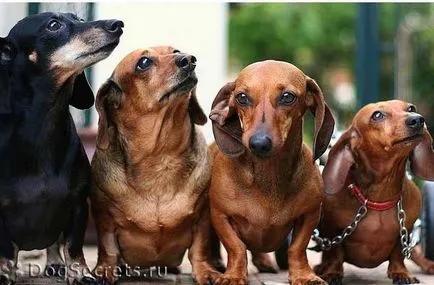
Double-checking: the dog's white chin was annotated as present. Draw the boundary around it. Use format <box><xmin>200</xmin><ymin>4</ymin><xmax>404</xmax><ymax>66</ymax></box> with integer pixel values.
<box><xmin>49</xmin><ymin>34</ymin><xmax>114</xmax><ymax>72</ymax></box>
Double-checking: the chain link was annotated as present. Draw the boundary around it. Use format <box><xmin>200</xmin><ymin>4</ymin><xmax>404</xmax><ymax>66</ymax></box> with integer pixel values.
<box><xmin>312</xmin><ymin>185</ymin><xmax>368</xmax><ymax>251</ymax></box>
<box><xmin>312</xmin><ymin>185</ymin><xmax>416</xmax><ymax>258</ymax></box>
<box><xmin>397</xmin><ymin>196</ymin><xmax>417</xmax><ymax>259</ymax></box>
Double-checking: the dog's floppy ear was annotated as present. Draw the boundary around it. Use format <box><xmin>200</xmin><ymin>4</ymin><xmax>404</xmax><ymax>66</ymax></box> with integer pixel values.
<box><xmin>410</xmin><ymin>129</ymin><xmax>434</xmax><ymax>180</ymax></box>
<box><xmin>188</xmin><ymin>87</ymin><xmax>207</xmax><ymax>125</ymax></box>
<box><xmin>70</xmin><ymin>71</ymin><xmax>95</xmax><ymax>110</ymax></box>
<box><xmin>0</xmin><ymin>38</ymin><xmax>15</xmax><ymax>114</ymax></box>
<box><xmin>322</xmin><ymin>129</ymin><xmax>356</xmax><ymax>194</ymax></box>
<box><xmin>306</xmin><ymin>76</ymin><xmax>336</xmax><ymax>162</ymax></box>
<box><xmin>95</xmin><ymin>78</ymin><xmax>122</xmax><ymax>150</ymax></box>
<box><xmin>209</xmin><ymin>82</ymin><xmax>244</xmax><ymax>157</ymax></box>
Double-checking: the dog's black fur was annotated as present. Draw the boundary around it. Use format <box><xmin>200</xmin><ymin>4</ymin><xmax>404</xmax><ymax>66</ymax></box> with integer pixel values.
<box><xmin>0</xmin><ymin>12</ymin><xmax>123</xmax><ymax>283</ymax></box>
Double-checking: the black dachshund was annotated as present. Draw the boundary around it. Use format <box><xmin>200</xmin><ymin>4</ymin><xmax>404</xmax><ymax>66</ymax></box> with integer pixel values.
<box><xmin>0</xmin><ymin>13</ymin><xmax>123</xmax><ymax>284</ymax></box>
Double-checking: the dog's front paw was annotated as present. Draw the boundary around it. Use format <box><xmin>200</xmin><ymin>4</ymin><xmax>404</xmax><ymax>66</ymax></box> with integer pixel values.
<box><xmin>214</xmin><ymin>274</ymin><xmax>247</xmax><ymax>285</ymax></box>
<box><xmin>321</xmin><ymin>275</ymin><xmax>343</xmax><ymax>285</ymax></box>
<box><xmin>192</xmin><ymin>261</ymin><xmax>222</xmax><ymax>284</ymax></box>
<box><xmin>289</xmin><ymin>274</ymin><xmax>328</xmax><ymax>285</ymax></box>
<box><xmin>390</xmin><ymin>273</ymin><xmax>420</xmax><ymax>285</ymax></box>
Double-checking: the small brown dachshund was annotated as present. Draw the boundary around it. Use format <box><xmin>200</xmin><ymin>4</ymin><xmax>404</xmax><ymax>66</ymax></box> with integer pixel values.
<box><xmin>90</xmin><ymin>46</ymin><xmax>220</xmax><ymax>284</ymax></box>
<box><xmin>209</xmin><ymin>60</ymin><xmax>335</xmax><ymax>285</ymax></box>
<box><xmin>316</xmin><ymin>100</ymin><xmax>434</xmax><ymax>285</ymax></box>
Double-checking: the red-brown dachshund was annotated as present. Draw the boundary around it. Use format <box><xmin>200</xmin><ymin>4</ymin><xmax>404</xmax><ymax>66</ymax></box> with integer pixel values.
<box><xmin>209</xmin><ymin>60</ymin><xmax>335</xmax><ymax>285</ymax></box>
<box><xmin>316</xmin><ymin>100</ymin><xmax>434</xmax><ymax>285</ymax></box>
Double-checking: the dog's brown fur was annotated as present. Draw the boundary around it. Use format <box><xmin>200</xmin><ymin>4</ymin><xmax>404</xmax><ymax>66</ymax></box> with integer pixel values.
<box><xmin>90</xmin><ymin>46</ymin><xmax>219</xmax><ymax>284</ymax></box>
<box><xmin>316</xmin><ymin>100</ymin><xmax>434</xmax><ymax>284</ymax></box>
<box><xmin>209</xmin><ymin>60</ymin><xmax>335</xmax><ymax>285</ymax></box>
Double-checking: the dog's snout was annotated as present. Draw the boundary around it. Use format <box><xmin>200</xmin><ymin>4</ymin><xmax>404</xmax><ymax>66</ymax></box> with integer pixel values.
<box><xmin>406</xmin><ymin>114</ymin><xmax>425</xmax><ymax>130</ymax></box>
<box><xmin>176</xmin><ymin>55</ymin><xmax>196</xmax><ymax>72</ymax></box>
<box><xmin>249</xmin><ymin>134</ymin><xmax>273</xmax><ymax>157</ymax></box>
<box><xmin>105</xmin><ymin>20</ymin><xmax>124</xmax><ymax>33</ymax></box>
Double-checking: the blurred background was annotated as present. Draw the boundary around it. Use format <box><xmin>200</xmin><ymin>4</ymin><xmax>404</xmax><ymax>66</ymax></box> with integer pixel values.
<box><xmin>2</xmin><ymin>2</ymin><xmax>434</xmax><ymax>147</ymax></box>
<box><xmin>2</xmin><ymin>2</ymin><xmax>434</xmax><ymax>273</ymax></box>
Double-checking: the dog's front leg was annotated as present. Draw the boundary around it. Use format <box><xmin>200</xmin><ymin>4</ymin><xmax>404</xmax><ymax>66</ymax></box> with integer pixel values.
<box><xmin>62</xmin><ymin>200</ymin><xmax>94</xmax><ymax>285</ymax></box>
<box><xmin>91</xmin><ymin>197</ymin><xmax>120</xmax><ymax>285</ymax></box>
<box><xmin>188</xmin><ymin>207</ymin><xmax>221</xmax><ymax>285</ymax></box>
<box><xmin>387</xmin><ymin>242</ymin><xmax>420</xmax><ymax>284</ymax></box>
<box><xmin>288</xmin><ymin>208</ymin><xmax>327</xmax><ymax>285</ymax></box>
<box><xmin>211</xmin><ymin>208</ymin><xmax>248</xmax><ymax>285</ymax></box>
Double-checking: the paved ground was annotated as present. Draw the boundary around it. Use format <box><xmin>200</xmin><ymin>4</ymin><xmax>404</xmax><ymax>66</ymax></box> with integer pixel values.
<box><xmin>12</xmin><ymin>244</ymin><xmax>434</xmax><ymax>285</ymax></box>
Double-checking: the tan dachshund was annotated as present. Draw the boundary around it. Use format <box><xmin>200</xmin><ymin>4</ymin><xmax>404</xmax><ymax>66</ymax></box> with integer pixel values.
<box><xmin>316</xmin><ymin>100</ymin><xmax>434</xmax><ymax>285</ymax></box>
<box><xmin>90</xmin><ymin>46</ymin><xmax>220</xmax><ymax>284</ymax></box>
<box><xmin>209</xmin><ymin>60</ymin><xmax>335</xmax><ymax>285</ymax></box>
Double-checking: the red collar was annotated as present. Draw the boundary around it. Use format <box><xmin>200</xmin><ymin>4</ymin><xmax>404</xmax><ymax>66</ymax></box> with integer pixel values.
<box><xmin>348</xmin><ymin>183</ymin><xmax>399</xmax><ymax>211</ymax></box>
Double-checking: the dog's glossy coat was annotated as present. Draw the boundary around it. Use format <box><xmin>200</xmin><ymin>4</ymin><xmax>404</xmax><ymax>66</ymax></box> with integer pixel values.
<box><xmin>0</xmin><ymin>12</ymin><xmax>122</xmax><ymax>284</ymax></box>
<box><xmin>316</xmin><ymin>100</ymin><xmax>434</xmax><ymax>285</ymax></box>
<box><xmin>209</xmin><ymin>60</ymin><xmax>335</xmax><ymax>285</ymax></box>
<box><xmin>91</xmin><ymin>46</ymin><xmax>220</xmax><ymax>285</ymax></box>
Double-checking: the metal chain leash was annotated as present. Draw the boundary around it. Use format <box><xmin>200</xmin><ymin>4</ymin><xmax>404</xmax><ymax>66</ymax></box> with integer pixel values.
<box><xmin>397</xmin><ymin>196</ymin><xmax>417</xmax><ymax>259</ymax></box>
<box><xmin>312</xmin><ymin>184</ymin><xmax>368</xmax><ymax>251</ymax></box>
<box><xmin>312</xmin><ymin>185</ymin><xmax>416</xmax><ymax>258</ymax></box>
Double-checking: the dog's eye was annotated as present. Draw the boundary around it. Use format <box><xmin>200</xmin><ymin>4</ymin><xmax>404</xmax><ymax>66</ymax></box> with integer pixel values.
<box><xmin>371</xmin><ymin>111</ymin><xmax>385</xmax><ymax>121</ymax></box>
<box><xmin>136</xmin><ymin>57</ymin><xmax>153</xmax><ymax>71</ymax></box>
<box><xmin>408</xmin><ymin>105</ymin><xmax>416</xmax><ymax>112</ymax></box>
<box><xmin>279</xmin><ymin>91</ymin><xmax>297</xmax><ymax>105</ymax></box>
<box><xmin>235</xmin><ymin>93</ymin><xmax>251</xmax><ymax>106</ymax></box>
<box><xmin>173</xmin><ymin>50</ymin><xmax>180</xmax><ymax>53</ymax></box>
<box><xmin>47</xmin><ymin>20</ymin><xmax>62</xmax><ymax>32</ymax></box>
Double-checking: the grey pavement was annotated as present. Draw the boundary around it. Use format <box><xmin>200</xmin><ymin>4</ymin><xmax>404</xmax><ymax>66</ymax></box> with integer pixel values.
<box><xmin>13</xmin><ymin>244</ymin><xmax>434</xmax><ymax>285</ymax></box>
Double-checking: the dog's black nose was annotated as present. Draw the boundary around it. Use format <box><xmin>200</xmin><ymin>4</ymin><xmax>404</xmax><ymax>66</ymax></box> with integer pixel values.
<box><xmin>249</xmin><ymin>134</ymin><xmax>272</xmax><ymax>157</ymax></box>
<box><xmin>105</xmin><ymin>20</ymin><xmax>124</xmax><ymax>33</ymax></box>
<box><xmin>406</xmin><ymin>114</ymin><xmax>425</xmax><ymax>130</ymax></box>
<box><xmin>176</xmin><ymin>55</ymin><xmax>196</xmax><ymax>72</ymax></box>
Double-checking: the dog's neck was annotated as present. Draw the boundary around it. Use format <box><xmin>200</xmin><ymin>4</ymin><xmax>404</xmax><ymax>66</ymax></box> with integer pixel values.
<box><xmin>114</xmin><ymin>97</ymin><xmax>197</xmax><ymax>193</ymax></box>
<box><xmin>351</xmin><ymin>151</ymin><xmax>408</xmax><ymax>202</ymax></box>
<box><xmin>242</xmin><ymin>119</ymin><xmax>303</xmax><ymax>193</ymax></box>
<box><xmin>118</xmin><ymin>97</ymin><xmax>194</xmax><ymax>165</ymax></box>
<box><xmin>12</xmin><ymin>71</ymin><xmax>75</xmax><ymax>136</ymax></box>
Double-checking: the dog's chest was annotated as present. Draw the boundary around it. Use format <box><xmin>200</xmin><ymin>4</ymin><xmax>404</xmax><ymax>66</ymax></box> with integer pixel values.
<box><xmin>0</xmin><ymin>175</ymin><xmax>74</xmax><ymax>249</ymax></box>
<box><xmin>112</xmin><ymin>189</ymin><xmax>201</xmax><ymax>266</ymax></box>
<box><xmin>342</xmin><ymin>207</ymin><xmax>400</xmax><ymax>266</ymax></box>
<box><xmin>225</xmin><ymin>191</ymin><xmax>298</xmax><ymax>251</ymax></box>
<box><xmin>118</xmin><ymin>191</ymin><xmax>199</xmax><ymax>229</ymax></box>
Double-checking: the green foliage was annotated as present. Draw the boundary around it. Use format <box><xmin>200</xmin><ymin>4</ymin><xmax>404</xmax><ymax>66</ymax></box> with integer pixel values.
<box><xmin>229</xmin><ymin>3</ymin><xmax>356</xmax><ymax>79</ymax></box>
<box><xmin>229</xmin><ymin>3</ymin><xmax>434</xmax><ymax>133</ymax></box>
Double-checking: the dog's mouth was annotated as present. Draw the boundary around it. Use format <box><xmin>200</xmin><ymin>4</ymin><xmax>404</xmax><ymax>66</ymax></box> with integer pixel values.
<box><xmin>392</xmin><ymin>133</ymin><xmax>424</xmax><ymax>146</ymax></box>
<box><xmin>159</xmin><ymin>74</ymin><xmax>198</xmax><ymax>103</ymax></box>
<box><xmin>76</xmin><ymin>39</ymin><xmax>120</xmax><ymax>60</ymax></box>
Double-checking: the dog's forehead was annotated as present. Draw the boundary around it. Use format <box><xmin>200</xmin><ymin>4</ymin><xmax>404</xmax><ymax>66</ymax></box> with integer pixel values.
<box><xmin>354</xmin><ymin>100</ymin><xmax>411</xmax><ymax>123</ymax></box>
<box><xmin>8</xmin><ymin>12</ymin><xmax>75</xmax><ymax>41</ymax></box>
<box><xmin>114</xmin><ymin>46</ymin><xmax>181</xmax><ymax>79</ymax></box>
<box><xmin>148</xmin><ymin>46</ymin><xmax>178</xmax><ymax>55</ymax></box>
<box><xmin>237</xmin><ymin>60</ymin><xmax>306</xmax><ymax>90</ymax></box>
